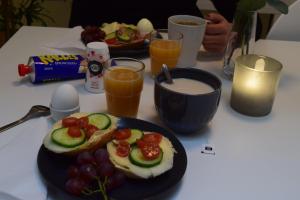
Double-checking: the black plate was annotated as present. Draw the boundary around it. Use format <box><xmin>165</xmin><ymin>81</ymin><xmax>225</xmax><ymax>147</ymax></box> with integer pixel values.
<box><xmin>108</xmin><ymin>32</ymin><xmax>163</xmax><ymax>58</ymax></box>
<box><xmin>109</xmin><ymin>43</ymin><xmax>149</xmax><ymax>58</ymax></box>
<box><xmin>37</xmin><ymin>117</ymin><xmax>187</xmax><ymax>200</ymax></box>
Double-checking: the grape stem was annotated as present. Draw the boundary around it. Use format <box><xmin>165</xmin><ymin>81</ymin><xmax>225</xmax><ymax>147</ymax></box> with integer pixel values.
<box><xmin>98</xmin><ymin>177</ymin><xmax>109</xmax><ymax>200</ymax></box>
<box><xmin>81</xmin><ymin>176</ymin><xmax>109</xmax><ymax>200</ymax></box>
<box><xmin>82</xmin><ymin>187</ymin><xmax>96</xmax><ymax>195</ymax></box>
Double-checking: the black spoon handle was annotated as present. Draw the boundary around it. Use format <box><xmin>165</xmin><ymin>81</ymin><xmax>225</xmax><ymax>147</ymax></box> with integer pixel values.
<box><xmin>0</xmin><ymin>117</ymin><xmax>27</xmax><ymax>134</ymax></box>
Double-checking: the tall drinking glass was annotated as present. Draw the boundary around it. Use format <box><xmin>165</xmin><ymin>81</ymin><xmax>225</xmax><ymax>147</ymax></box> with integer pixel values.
<box><xmin>149</xmin><ymin>30</ymin><xmax>182</xmax><ymax>77</ymax></box>
<box><xmin>104</xmin><ymin>58</ymin><xmax>145</xmax><ymax>118</ymax></box>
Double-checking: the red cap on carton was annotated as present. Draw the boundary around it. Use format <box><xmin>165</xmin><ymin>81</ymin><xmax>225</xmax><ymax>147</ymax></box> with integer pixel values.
<box><xmin>18</xmin><ymin>64</ymin><xmax>33</xmax><ymax>76</ymax></box>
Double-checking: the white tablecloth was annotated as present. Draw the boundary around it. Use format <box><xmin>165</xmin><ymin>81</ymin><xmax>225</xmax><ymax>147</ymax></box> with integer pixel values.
<box><xmin>0</xmin><ymin>26</ymin><xmax>300</xmax><ymax>200</ymax></box>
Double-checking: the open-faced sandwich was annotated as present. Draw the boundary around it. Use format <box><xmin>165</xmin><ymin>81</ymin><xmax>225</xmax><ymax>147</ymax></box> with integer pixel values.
<box><xmin>44</xmin><ymin>113</ymin><xmax>176</xmax><ymax>179</ymax></box>
<box><xmin>81</xmin><ymin>18</ymin><xmax>154</xmax><ymax>50</ymax></box>
<box><xmin>107</xmin><ymin>129</ymin><xmax>176</xmax><ymax>179</ymax></box>
<box><xmin>43</xmin><ymin>112</ymin><xmax>118</xmax><ymax>155</ymax></box>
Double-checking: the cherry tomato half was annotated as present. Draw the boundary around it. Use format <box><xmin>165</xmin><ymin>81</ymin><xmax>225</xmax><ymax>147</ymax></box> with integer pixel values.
<box><xmin>105</xmin><ymin>38</ymin><xmax>117</xmax><ymax>45</ymax></box>
<box><xmin>113</xmin><ymin>129</ymin><xmax>131</xmax><ymax>140</ymax></box>
<box><xmin>136</xmin><ymin>139</ymin><xmax>147</xmax><ymax>149</ymax></box>
<box><xmin>78</xmin><ymin>116</ymin><xmax>89</xmax><ymax>129</ymax></box>
<box><xmin>85</xmin><ymin>124</ymin><xmax>99</xmax><ymax>138</ymax></box>
<box><xmin>62</xmin><ymin>117</ymin><xmax>79</xmax><ymax>127</ymax></box>
<box><xmin>67</xmin><ymin>127</ymin><xmax>82</xmax><ymax>138</ymax></box>
<box><xmin>142</xmin><ymin>133</ymin><xmax>162</xmax><ymax>144</ymax></box>
<box><xmin>140</xmin><ymin>143</ymin><xmax>161</xmax><ymax>160</ymax></box>
<box><xmin>116</xmin><ymin>141</ymin><xmax>130</xmax><ymax>157</ymax></box>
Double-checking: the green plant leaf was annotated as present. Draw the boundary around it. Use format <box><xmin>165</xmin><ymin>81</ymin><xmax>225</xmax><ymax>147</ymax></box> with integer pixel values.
<box><xmin>237</xmin><ymin>0</ymin><xmax>266</xmax><ymax>12</ymax></box>
<box><xmin>39</xmin><ymin>13</ymin><xmax>55</xmax><ymax>23</ymax></box>
<box><xmin>267</xmin><ymin>0</ymin><xmax>289</xmax><ymax>14</ymax></box>
<box><xmin>31</xmin><ymin>16</ymin><xmax>48</xmax><ymax>26</ymax></box>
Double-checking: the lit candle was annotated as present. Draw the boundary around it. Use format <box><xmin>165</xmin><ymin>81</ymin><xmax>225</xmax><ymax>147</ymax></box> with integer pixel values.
<box><xmin>230</xmin><ymin>54</ymin><xmax>282</xmax><ymax>116</ymax></box>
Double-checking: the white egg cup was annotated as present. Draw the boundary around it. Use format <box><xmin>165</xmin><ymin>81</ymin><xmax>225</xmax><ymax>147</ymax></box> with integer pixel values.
<box><xmin>50</xmin><ymin>104</ymin><xmax>80</xmax><ymax>122</ymax></box>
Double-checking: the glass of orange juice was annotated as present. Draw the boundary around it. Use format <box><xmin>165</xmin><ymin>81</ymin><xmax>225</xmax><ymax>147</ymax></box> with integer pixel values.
<box><xmin>103</xmin><ymin>58</ymin><xmax>145</xmax><ymax>118</ymax></box>
<box><xmin>149</xmin><ymin>29</ymin><xmax>182</xmax><ymax>77</ymax></box>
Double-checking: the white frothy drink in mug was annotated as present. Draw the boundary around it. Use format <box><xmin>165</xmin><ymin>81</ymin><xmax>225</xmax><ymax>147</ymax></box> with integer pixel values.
<box><xmin>168</xmin><ymin>15</ymin><xmax>207</xmax><ymax>67</ymax></box>
<box><xmin>161</xmin><ymin>78</ymin><xmax>214</xmax><ymax>95</ymax></box>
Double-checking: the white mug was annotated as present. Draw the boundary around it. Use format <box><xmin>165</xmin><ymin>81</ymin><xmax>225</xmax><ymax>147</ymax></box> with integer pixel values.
<box><xmin>168</xmin><ymin>15</ymin><xmax>206</xmax><ymax>67</ymax></box>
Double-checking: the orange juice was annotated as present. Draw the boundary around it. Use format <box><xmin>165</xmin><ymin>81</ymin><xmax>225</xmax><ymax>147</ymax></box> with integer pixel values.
<box><xmin>150</xmin><ymin>40</ymin><xmax>181</xmax><ymax>76</ymax></box>
<box><xmin>104</xmin><ymin>66</ymin><xmax>143</xmax><ymax>117</ymax></box>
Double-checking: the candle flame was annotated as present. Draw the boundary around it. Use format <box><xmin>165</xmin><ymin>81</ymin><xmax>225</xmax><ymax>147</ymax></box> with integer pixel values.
<box><xmin>245</xmin><ymin>78</ymin><xmax>259</xmax><ymax>89</ymax></box>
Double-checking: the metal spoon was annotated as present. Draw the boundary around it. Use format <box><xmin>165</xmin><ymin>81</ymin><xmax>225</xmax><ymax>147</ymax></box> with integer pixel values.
<box><xmin>0</xmin><ymin>105</ymin><xmax>50</xmax><ymax>133</ymax></box>
<box><xmin>162</xmin><ymin>64</ymin><xmax>174</xmax><ymax>84</ymax></box>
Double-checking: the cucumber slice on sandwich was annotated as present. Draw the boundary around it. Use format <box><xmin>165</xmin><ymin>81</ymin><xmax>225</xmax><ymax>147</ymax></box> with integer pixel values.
<box><xmin>113</xmin><ymin>129</ymin><xmax>144</xmax><ymax>145</ymax></box>
<box><xmin>51</xmin><ymin>127</ymin><xmax>85</xmax><ymax>148</ymax></box>
<box><xmin>88</xmin><ymin>113</ymin><xmax>111</xmax><ymax>130</ymax></box>
<box><xmin>129</xmin><ymin>146</ymin><xmax>163</xmax><ymax>168</ymax></box>
<box><xmin>127</xmin><ymin>129</ymin><xmax>143</xmax><ymax>144</ymax></box>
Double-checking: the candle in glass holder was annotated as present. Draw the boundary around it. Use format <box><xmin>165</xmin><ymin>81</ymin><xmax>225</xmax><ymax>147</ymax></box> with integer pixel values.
<box><xmin>230</xmin><ymin>54</ymin><xmax>282</xmax><ymax>116</ymax></box>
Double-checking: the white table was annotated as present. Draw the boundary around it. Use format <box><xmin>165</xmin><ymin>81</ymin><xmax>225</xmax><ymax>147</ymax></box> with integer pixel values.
<box><xmin>0</xmin><ymin>26</ymin><xmax>300</xmax><ymax>200</ymax></box>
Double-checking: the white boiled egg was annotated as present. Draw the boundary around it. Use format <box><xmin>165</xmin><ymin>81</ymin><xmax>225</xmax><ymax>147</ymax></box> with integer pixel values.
<box><xmin>51</xmin><ymin>84</ymin><xmax>79</xmax><ymax>110</ymax></box>
<box><xmin>137</xmin><ymin>18</ymin><xmax>154</xmax><ymax>36</ymax></box>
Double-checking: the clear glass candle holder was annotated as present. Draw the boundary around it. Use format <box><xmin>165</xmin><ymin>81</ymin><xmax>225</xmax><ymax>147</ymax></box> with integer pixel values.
<box><xmin>230</xmin><ymin>54</ymin><xmax>282</xmax><ymax>116</ymax></box>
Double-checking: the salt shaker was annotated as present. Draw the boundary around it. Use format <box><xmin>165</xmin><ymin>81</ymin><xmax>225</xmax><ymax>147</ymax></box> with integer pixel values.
<box><xmin>85</xmin><ymin>42</ymin><xmax>110</xmax><ymax>93</ymax></box>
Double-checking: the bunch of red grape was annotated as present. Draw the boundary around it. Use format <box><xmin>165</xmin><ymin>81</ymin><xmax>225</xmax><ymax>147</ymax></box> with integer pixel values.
<box><xmin>81</xmin><ymin>26</ymin><xmax>106</xmax><ymax>45</ymax></box>
<box><xmin>65</xmin><ymin>148</ymin><xmax>126</xmax><ymax>198</ymax></box>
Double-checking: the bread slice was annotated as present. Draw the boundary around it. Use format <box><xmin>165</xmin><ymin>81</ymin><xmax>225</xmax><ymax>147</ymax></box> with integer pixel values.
<box><xmin>107</xmin><ymin>132</ymin><xmax>175</xmax><ymax>179</ymax></box>
<box><xmin>43</xmin><ymin>112</ymin><xmax>118</xmax><ymax>155</ymax></box>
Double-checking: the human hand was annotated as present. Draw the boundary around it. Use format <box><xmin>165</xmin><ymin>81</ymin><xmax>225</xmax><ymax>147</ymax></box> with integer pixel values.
<box><xmin>203</xmin><ymin>13</ymin><xmax>232</xmax><ymax>53</ymax></box>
